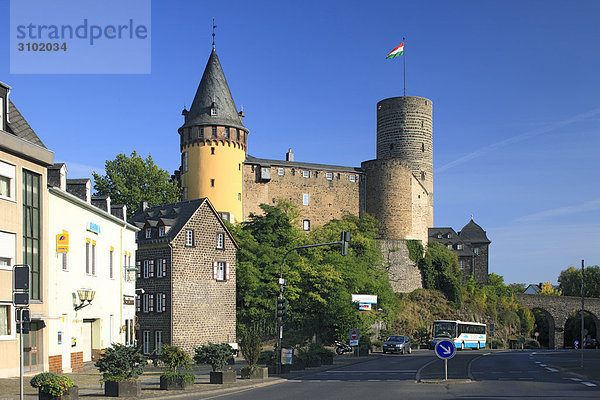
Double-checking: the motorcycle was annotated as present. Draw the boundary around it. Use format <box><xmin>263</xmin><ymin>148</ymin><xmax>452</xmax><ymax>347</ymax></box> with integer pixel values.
<box><xmin>334</xmin><ymin>340</ymin><xmax>353</xmax><ymax>355</ymax></box>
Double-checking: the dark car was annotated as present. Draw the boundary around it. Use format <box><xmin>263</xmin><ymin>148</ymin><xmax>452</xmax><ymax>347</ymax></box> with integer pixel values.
<box><xmin>583</xmin><ymin>338</ymin><xmax>599</xmax><ymax>349</ymax></box>
<box><xmin>383</xmin><ymin>335</ymin><xmax>412</xmax><ymax>354</ymax></box>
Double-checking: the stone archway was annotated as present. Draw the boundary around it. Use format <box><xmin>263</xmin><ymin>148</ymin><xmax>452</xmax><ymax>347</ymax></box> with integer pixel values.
<box><xmin>563</xmin><ymin>310</ymin><xmax>599</xmax><ymax>348</ymax></box>
<box><xmin>531</xmin><ymin>307</ymin><xmax>555</xmax><ymax>348</ymax></box>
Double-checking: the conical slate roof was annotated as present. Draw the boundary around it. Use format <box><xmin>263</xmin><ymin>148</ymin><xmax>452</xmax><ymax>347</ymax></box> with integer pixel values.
<box><xmin>458</xmin><ymin>219</ymin><xmax>491</xmax><ymax>244</ymax></box>
<box><xmin>181</xmin><ymin>49</ymin><xmax>246</xmax><ymax>131</ymax></box>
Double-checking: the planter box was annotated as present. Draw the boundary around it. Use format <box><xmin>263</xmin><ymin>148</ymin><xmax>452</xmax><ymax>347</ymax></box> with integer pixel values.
<box><xmin>39</xmin><ymin>386</ymin><xmax>78</xmax><ymax>400</ymax></box>
<box><xmin>241</xmin><ymin>366</ymin><xmax>268</xmax><ymax>379</ymax></box>
<box><xmin>268</xmin><ymin>364</ymin><xmax>291</xmax><ymax>374</ymax></box>
<box><xmin>160</xmin><ymin>374</ymin><xmax>194</xmax><ymax>390</ymax></box>
<box><xmin>104</xmin><ymin>380</ymin><xmax>140</xmax><ymax>397</ymax></box>
<box><xmin>210</xmin><ymin>370</ymin><xmax>237</xmax><ymax>384</ymax></box>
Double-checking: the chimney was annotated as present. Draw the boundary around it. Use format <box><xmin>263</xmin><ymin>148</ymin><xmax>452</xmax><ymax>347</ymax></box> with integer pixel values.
<box><xmin>111</xmin><ymin>204</ymin><xmax>127</xmax><ymax>221</ymax></box>
<box><xmin>92</xmin><ymin>196</ymin><xmax>111</xmax><ymax>212</ymax></box>
<box><xmin>140</xmin><ymin>201</ymin><xmax>148</xmax><ymax>212</ymax></box>
<box><xmin>47</xmin><ymin>163</ymin><xmax>67</xmax><ymax>190</ymax></box>
<box><xmin>286</xmin><ymin>148</ymin><xmax>294</xmax><ymax>162</ymax></box>
<box><xmin>66</xmin><ymin>179</ymin><xmax>91</xmax><ymax>203</ymax></box>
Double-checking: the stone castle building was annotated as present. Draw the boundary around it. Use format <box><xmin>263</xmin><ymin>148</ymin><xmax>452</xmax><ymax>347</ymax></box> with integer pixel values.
<box><xmin>175</xmin><ymin>45</ymin><xmax>485</xmax><ymax>291</ymax></box>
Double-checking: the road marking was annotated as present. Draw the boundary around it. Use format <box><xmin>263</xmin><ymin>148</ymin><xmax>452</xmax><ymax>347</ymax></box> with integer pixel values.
<box><xmin>539</xmin><ymin>364</ymin><xmax>547</xmax><ymax>367</ymax></box>
<box><xmin>535</xmin><ymin>361</ymin><xmax>541</xmax><ymax>364</ymax></box>
<box><xmin>582</xmin><ymin>382</ymin><xmax>597</xmax><ymax>387</ymax></box>
<box><xmin>568</xmin><ymin>378</ymin><xmax>582</xmax><ymax>382</ymax></box>
<box><xmin>325</xmin><ymin>370</ymin><xmax>417</xmax><ymax>373</ymax></box>
<box><xmin>545</xmin><ymin>367</ymin><xmax>558</xmax><ymax>372</ymax></box>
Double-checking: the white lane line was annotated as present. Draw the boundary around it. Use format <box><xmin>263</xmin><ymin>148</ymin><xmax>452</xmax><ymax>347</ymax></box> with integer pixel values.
<box><xmin>569</xmin><ymin>378</ymin><xmax>582</xmax><ymax>382</ymax></box>
<box><xmin>582</xmin><ymin>382</ymin><xmax>597</xmax><ymax>387</ymax></box>
<box><xmin>539</xmin><ymin>364</ymin><xmax>547</xmax><ymax>367</ymax></box>
<box><xmin>545</xmin><ymin>367</ymin><xmax>558</xmax><ymax>372</ymax></box>
<box><xmin>535</xmin><ymin>361</ymin><xmax>541</xmax><ymax>364</ymax></box>
<box><xmin>325</xmin><ymin>370</ymin><xmax>417</xmax><ymax>373</ymax></box>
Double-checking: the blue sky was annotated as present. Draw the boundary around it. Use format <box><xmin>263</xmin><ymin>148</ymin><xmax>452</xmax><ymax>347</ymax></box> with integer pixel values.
<box><xmin>2</xmin><ymin>0</ymin><xmax>599</xmax><ymax>285</ymax></box>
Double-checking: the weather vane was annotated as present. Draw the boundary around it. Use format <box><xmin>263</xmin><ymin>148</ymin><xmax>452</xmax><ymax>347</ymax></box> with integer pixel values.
<box><xmin>212</xmin><ymin>18</ymin><xmax>216</xmax><ymax>50</ymax></box>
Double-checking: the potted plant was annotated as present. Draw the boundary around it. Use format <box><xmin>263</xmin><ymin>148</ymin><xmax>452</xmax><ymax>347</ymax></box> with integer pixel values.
<box><xmin>158</xmin><ymin>345</ymin><xmax>195</xmax><ymax>390</ymax></box>
<box><xmin>239</xmin><ymin>332</ymin><xmax>268</xmax><ymax>379</ymax></box>
<box><xmin>94</xmin><ymin>343</ymin><xmax>147</xmax><ymax>397</ymax></box>
<box><xmin>193</xmin><ymin>343</ymin><xmax>236</xmax><ymax>384</ymax></box>
<box><xmin>30</xmin><ymin>372</ymin><xmax>78</xmax><ymax>400</ymax></box>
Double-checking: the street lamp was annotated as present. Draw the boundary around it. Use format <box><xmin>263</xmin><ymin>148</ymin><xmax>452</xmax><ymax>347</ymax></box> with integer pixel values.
<box><xmin>74</xmin><ymin>289</ymin><xmax>95</xmax><ymax>311</ymax></box>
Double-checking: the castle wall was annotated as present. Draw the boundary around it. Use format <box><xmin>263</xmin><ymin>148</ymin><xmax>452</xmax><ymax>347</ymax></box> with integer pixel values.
<box><xmin>242</xmin><ymin>163</ymin><xmax>361</xmax><ymax>228</ymax></box>
<box><xmin>379</xmin><ymin>239</ymin><xmax>423</xmax><ymax>293</ymax></box>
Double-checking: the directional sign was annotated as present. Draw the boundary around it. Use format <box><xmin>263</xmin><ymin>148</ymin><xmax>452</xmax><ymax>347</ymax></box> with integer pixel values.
<box><xmin>435</xmin><ymin>340</ymin><xmax>456</xmax><ymax>360</ymax></box>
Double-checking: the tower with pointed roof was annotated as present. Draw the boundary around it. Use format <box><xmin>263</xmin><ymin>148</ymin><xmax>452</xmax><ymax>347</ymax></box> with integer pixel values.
<box><xmin>178</xmin><ymin>48</ymin><xmax>248</xmax><ymax>222</ymax></box>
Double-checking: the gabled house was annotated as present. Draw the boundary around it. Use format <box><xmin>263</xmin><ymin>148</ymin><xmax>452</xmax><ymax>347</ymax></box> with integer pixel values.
<box><xmin>129</xmin><ymin>198</ymin><xmax>238</xmax><ymax>356</ymax></box>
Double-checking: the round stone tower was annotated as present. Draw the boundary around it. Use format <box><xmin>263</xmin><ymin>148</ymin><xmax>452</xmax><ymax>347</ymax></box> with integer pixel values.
<box><xmin>179</xmin><ymin>48</ymin><xmax>248</xmax><ymax>222</ymax></box>
<box><xmin>362</xmin><ymin>96</ymin><xmax>433</xmax><ymax>242</ymax></box>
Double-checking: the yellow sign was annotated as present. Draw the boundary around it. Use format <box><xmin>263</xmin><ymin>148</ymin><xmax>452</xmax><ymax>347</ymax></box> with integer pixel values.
<box><xmin>56</xmin><ymin>232</ymin><xmax>69</xmax><ymax>253</ymax></box>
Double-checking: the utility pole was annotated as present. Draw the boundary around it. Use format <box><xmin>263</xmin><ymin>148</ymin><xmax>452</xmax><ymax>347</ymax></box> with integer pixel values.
<box><xmin>581</xmin><ymin>259</ymin><xmax>584</xmax><ymax>368</ymax></box>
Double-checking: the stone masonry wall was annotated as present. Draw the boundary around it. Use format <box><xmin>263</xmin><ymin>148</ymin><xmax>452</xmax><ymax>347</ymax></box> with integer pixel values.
<box><xmin>243</xmin><ymin>164</ymin><xmax>361</xmax><ymax>228</ymax></box>
<box><xmin>171</xmin><ymin>202</ymin><xmax>237</xmax><ymax>355</ymax></box>
<box><xmin>379</xmin><ymin>239</ymin><xmax>423</xmax><ymax>293</ymax></box>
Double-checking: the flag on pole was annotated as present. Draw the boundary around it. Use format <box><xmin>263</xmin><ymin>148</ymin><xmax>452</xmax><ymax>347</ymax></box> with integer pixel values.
<box><xmin>386</xmin><ymin>42</ymin><xmax>404</xmax><ymax>59</ymax></box>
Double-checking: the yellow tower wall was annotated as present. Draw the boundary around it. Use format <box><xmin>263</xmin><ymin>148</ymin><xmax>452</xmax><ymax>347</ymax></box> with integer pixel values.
<box><xmin>182</xmin><ymin>139</ymin><xmax>245</xmax><ymax>223</ymax></box>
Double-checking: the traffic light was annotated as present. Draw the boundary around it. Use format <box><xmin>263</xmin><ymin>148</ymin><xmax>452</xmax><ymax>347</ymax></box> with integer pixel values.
<box><xmin>276</xmin><ymin>296</ymin><xmax>289</xmax><ymax>318</ymax></box>
<box><xmin>340</xmin><ymin>231</ymin><xmax>351</xmax><ymax>256</ymax></box>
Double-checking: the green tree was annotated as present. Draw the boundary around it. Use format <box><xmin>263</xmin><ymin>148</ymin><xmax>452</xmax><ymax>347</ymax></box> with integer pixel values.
<box><xmin>92</xmin><ymin>151</ymin><xmax>180</xmax><ymax>219</ymax></box>
<box><xmin>418</xmin><ymin>242</ymin><xmax>462</xmax><ymax>307</ymax></box>
<box><xmin>558</xmin><ymin>265</ymin><xmax>600</xmax><ymax>298</ymax></box>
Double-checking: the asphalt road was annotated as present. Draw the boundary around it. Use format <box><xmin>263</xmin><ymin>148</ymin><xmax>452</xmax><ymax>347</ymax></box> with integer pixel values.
<box><xmin>188</xmin><ymin>350</ymin><xmax>600</xmax><ymax>399</ymax></box>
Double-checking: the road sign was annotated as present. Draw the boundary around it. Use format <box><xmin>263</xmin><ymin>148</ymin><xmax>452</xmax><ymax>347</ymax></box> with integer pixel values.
<box><xmin>13</xmin><ymin>292</ymin><xmax>29</xmax><ymax>306</ymax></box>
<box><xmin>349</xmin><ymin>339</ymin><xmax>359</xmax><ymax>346</ymax></box>
<box><xmin>435</xmin><ymin>340</ymin><xmax>456</xmax><ymax>360</ymax></box>
<box><xmin>534</xmin><ymin>332</ymin><xmax>539</xmax><ymax>338</ymax></box>
<box><xmin>349</xmin><ymin>329</ymin><xmax>359</xmax><ymax>341</ymax></box>
<box><xmin>489</xmin><ymin>323</ymin><xmax>495</xmax><ymax>338</ymax></box>
<box><xmin>13</xmin><ymin>265</ymin><xmax>30</xmax><ymax>291</ymax></box>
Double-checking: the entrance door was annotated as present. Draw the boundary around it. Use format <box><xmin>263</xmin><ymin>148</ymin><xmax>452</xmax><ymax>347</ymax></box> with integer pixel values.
<box><xmin>82</xmin><ymin>321</ymin><xmax>92</xmax><ymax>361</ymax></box>
<box><xmin>23</xmin><ymin>322</ymin><xmax>40</xmax><ymax>372</ymax></box>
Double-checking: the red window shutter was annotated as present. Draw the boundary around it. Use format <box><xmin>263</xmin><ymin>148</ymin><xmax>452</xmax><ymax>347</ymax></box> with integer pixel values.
<box><xmin>213</xmin><ymin>261</ymin><xmax>218</xmax><ymax>280</ymax></box>
<box><xmin>225</xmin><ymin>262</ymin><xmax>230</xmax><ymax>281</ymax></box>
<box><xmin>162</xmin><ymin>293</ymin><xmax>166</xmax><ymax>312</ymax></box>
<box><xmin>149</xmin><ymin>294</ymin><xmax>154</xmax><ymax>312</ymax></box>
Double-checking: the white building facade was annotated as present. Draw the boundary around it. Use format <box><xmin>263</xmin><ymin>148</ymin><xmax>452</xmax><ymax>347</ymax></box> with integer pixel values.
<box><xmin>46</xmin><ymin>166</ymin><xmax>138</xmax><ymax>373</ymax></box>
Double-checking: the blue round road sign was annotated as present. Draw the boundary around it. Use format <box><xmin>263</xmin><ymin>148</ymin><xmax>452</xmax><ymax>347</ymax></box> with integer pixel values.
<box><xmin>435</xmin><ymin>340</ymin><xmax>456</xmax><ymax>360</ymax></box>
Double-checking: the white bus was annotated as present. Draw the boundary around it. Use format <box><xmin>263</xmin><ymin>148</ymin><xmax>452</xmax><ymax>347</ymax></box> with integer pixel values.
<box><xmin>431</xmin><ymin>320</ymin><xmax>487</xmax><ymax>350</ymax></box>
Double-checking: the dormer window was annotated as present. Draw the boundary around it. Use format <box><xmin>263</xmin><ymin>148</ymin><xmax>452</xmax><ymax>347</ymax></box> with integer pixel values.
<box><xmin>210</xmin><ymin>102</ymin><xmax>218</xmax><ymax>116</ymax></box>
<box><xmin>457</xmin><ymin>244</ymin><xmax>463</xmax><ymax>250</ymax></box>
<box><xmin>145</xmin><ymin>228</ymin><xmax>151</xmax><ymax>239</ymax></box>
<box><xmin>437</xmin><ymin>234</ymin><xmax>442</xmax><ymax>239</ymax></box>
<box><xmin>159</xmin><ymin>226</ymin><xmax>170</xmax><ymax>237</ymax></box>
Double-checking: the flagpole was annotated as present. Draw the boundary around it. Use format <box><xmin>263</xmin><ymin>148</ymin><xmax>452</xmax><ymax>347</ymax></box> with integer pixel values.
<box><xmin>403</xmin><ymin>37</ymin><xmax>406</xmax><ymax>97</ymax></box>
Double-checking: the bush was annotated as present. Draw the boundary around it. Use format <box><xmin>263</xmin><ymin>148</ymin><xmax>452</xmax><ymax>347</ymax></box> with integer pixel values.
<box><xmin>160</xmin><ymin>371</ymin><xmax>195</xmax><ymax>385</ymax></box>
<box><xmin>524</xmin><ymin>339</ymin><xmax>541</xmax><ymax>349</ymax></box>
<box><xmin>491</xmin><ymin>339</ymin><xmax>504</xmax><ymax>349</ymax></box>
<box><xmin>95</xmin><ymin>343</ymin><xmax>147</xmax><ymax>381</ymax></box>
<box><xmin>193</xmin><ymin>343</ymin><xmax>235</xmax><ymax>372</ymax></box>
<box><xmin>159</xmin><ymin>345</ymin><xmax>192</xmax><ymax>373</ymax></box>
<box><xmin>257</xmin><ymin>350</ymin><xmax>275</xmax><ymax>366</ymax></box>
<box><xmin>371</xmin><ymin>340</ymin><xmax>384</xmax><ymax>348</ymax></box>
<box><xmin>240</xmin><ymin>332</ymin><xmax>262</xmax><ymax>367</ymax></box>
<box><xmin>30</xmin><ymin>372</ymin><xmax>74</xmax><ymax>396</ymax></box>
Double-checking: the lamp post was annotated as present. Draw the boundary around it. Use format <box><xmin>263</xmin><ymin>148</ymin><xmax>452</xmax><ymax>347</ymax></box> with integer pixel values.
<box><xmin>275</xmin><ymin>231</ymin><xmax>350</xmax><ymax>373</ymax></box>
<box><xmin>74</xmin><ymin>289</ymin><xmax>96</xmax><ymax>311</ymax></box>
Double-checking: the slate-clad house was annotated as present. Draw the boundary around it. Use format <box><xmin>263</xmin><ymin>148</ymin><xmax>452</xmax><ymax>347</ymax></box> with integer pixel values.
<box><xmin>428</xmin><ymin>219</ymin><xmax>491</xmax><ymax>284</ymax></box>
<box><xmin>129</xmin><ymin>198</ymin><xmax>238</xmax><ymax>356</ymax></box>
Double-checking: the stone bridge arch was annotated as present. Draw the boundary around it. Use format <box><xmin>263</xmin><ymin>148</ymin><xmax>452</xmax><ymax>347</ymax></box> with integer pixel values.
<box><xmin>515</xmin><ymin>294</ymin><xmax>600</xmax><ymax>349</ymax></box>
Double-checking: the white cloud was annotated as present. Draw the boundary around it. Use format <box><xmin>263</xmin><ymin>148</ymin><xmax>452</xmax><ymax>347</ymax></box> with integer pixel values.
<box><xmin>517</xmin><ymin>199</ymin><xmax>600</xmax><ymax>222</ymax></box>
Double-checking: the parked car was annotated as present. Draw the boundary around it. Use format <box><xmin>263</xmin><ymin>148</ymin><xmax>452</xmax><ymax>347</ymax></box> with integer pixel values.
<box><xmin>383</xmin><ymin>335</ymin><xmax>411</xmax><ymax>354</ymax></box>
<box><xmin>583</xmin><ymin>338</ymin><xmax>599</xmax><ymax>349</ymax></box>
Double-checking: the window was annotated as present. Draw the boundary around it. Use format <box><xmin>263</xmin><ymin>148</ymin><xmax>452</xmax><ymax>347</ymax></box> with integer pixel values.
<box><xmin>303</xmin><ymin>220</ymin><xmax>310</xmax><ymax>231</ymax></box>
<box><xmin>474</xmin><ymin>247</ymin><xmax>480</xmax><ymax>256</ymax></box>
<box><xmin>325</xmin><ymin>173</ymin><xmax>333</xmax><ymax>180</ymax></box>
<box><xmin>143</xmin><ymin>260</ymin><xmax>154</xmax><ymax>278</ymax></box>
<box><xmin>447</xmin><ymin>233</ymin><xmax>452</xmax><ymax>238</ymax></box>
<box><xmin>212</xmin><ymin>126</ymin><xmax>217</xmax><ymax>137</ymax></box>
<box><xmin>145</xmin><ymin>228</ymin><xmax>151</xmax><ymax>239</ymax></box>
<box><xmin>159</xmin><ymin>226</ymin><xmax>165</xmax><ymax>237</ymax></box>
<box><xmin>182</xmin><ymin>151</ymin><xmax>188</xmax><ymax>173</ymax></box>
<box><xmin>457</xmin><ymin>244</ymin><xmax>463</xmax><ymax>250</ymax></box>
<box><xmin>225</xmin><ymin>127</ymin><xmax>230</xmax><ymax>138</ymax></box>
<box><xmin>437</xmin><ymin>234</ymin><xmax>442</xmax><ymax>239</ymax></box>
<box><xmin>23</xmin><ymin>170</ymin><xmax>41</xmax><ymax>300</ymax></box>
<box><xmin>278</xmin><ymin>168</ymin><xmax>284</xmax><ymax>176</ymax></box>
<box><xmin>125</xmin><ymin>319</ymin><xmax>134</xmax><ymax>346</ymax></box>
<box><xmin>108</xmin><ymin>249</ymin><xmax>113</xmax><ymax>278</ymax></box>
<box><xmin>155</xmin><ymin>331</ymin><xmax>163</xmax><ymax>354</ymax></box>
<box><xmin>211</xmin><ymin>147</ymin><xmax>215</xmax><ymax>155</ymax></box>
<box><xmin>213</xmin><ymin>261</ymin><xmax>229</xmax><ymax>281</ymax></box>
<box><xmin>291</xmin><ymin>169</ymin><xmax>295</xmax><ymax>176</ymax></box>
<box><xmin>211</xmin><ymin>179</ymin><xmax>215</xmax><ymax>187</ymax></box>
<box><xmin>86</xmin><ymin>240</ymin><xmax>90</xmax><ymax>274</ymax></box>
<box><xmin>185</xmin><ymin>230</ymin><xmax>194</xmax><ymax>246</ymax></box>
<box><xmin>183</xmin><ymin>187</ymin><xmax>188</xmax><ymax>201</ymax></box>
<box><xmin>0</xmin><ymin>231</ymin><xmax>16</xmax><ymax>270</ymax></box>
<box><xmin>447</xmin><ymin>244</ymin><xmax>453</xmax><ymax>249</ymax></box>
<box><xmin>218</xmin><ymin>212</ymin><xmax>230</xmax><ymax>221</ymax></box>
<box><xmin>211</xmin><ymin>107</ymin><xmax>217</xmax><ymax>116</ymax></box>
<box><xmin>156</xmin><ymin>293</ymin><xmax>166</xmax><ymax>312</ymax></box>
<box><xmin>459</xmin><ymin>261</ymin><xmax>464</xmax><ymax>270</ymax></box>
<box><xmin>0</xmin><ymin>160</ymin><xmax>15</xmax><ymax>201</ymax></box>
<box><xmin>236</xmin><ymin>129</ymin><xmax>240</xmax><ymax>140</ymax></box>
<box><xmin>199</xmin><ymin>127</ymin><xmax>204</xmax><ymax>139</ymax></box>
<box><xmin>302</xmin><ymin>170</ymin><xmax>310</xmax><ymax>178</ymax></box>
<box><xmin>302</xmin><ymin>193</ymin><xmax>309</xmax><ymax>206</ymax></box>
<box><xmin>135</xmin><ymin>295</ymin><xmax>141</xmax><ymax>313</ymax></box>
<box><xmin>349</xmin><ymin>175</ymin><xmax>357</xmax><ymax>182</ymax></box>
<box><xmin>216</xmin><ymin>233</ymin><xmax>224</xmax><ymax>249</ymax></box>
<box><xmin>143</xmin><ymin>331</ymin><xmax>150</xmax><ymax>354</ymax></box>
<box><xmin>238</xmin><ymin>193</ymin><xmax>241</xmax><ymax>201</ymax></box>
<box><xmin>143</xmin><ymin>294</ymin><xmax>149</xmax><ymax>313</ymax></box>
<box><xmin>156</xmin><ymin>259</ymin><xmax>167</xmax><ymax>277</ymax></box>
<box><xmin>91</xmin><ymin>241</ymin><xmax>96</xmax><ymax>275</ymax></box>
<box><xmin>0</xmin><ymin>304</ymin><xmax>12</xmax><ymax>337</ymax></box>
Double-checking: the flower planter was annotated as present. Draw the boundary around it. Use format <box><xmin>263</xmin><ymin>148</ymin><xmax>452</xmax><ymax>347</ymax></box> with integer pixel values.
<box><xmin>209</xmin><ymin>370</ymin><xmax>237</xmax><ymax>384</ymax></box>
<box><xmin>160</xmin><ymin>374</ymin><xmax>194</xmax><ymax>390</ymax></box>
<box><xmin>241</xmin><ymin>366</ymin><xmax>268</xmax><ymax>379</ymax></box>
<box><xmin>104</xmin><ymin>380</ymin><xmax>141</xmax><ymax>397</ymax></box>
<box><xmin>39</xmin><ymin>386</ymin><xmax>78</xmax><ymax>400</ymax></box>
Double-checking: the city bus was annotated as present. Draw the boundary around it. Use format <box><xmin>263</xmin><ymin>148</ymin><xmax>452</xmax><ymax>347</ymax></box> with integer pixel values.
<box><xmin>430</xmin><ymin>320</ymin><xmax>487</xmax><ymax>350</ymax></box>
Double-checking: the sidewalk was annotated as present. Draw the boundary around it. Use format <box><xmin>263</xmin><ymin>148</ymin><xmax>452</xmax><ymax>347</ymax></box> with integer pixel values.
<box><xmin>0</xmin><ymin>353</ymin><xmax>380</xmax><ymax>399</ymax></box>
